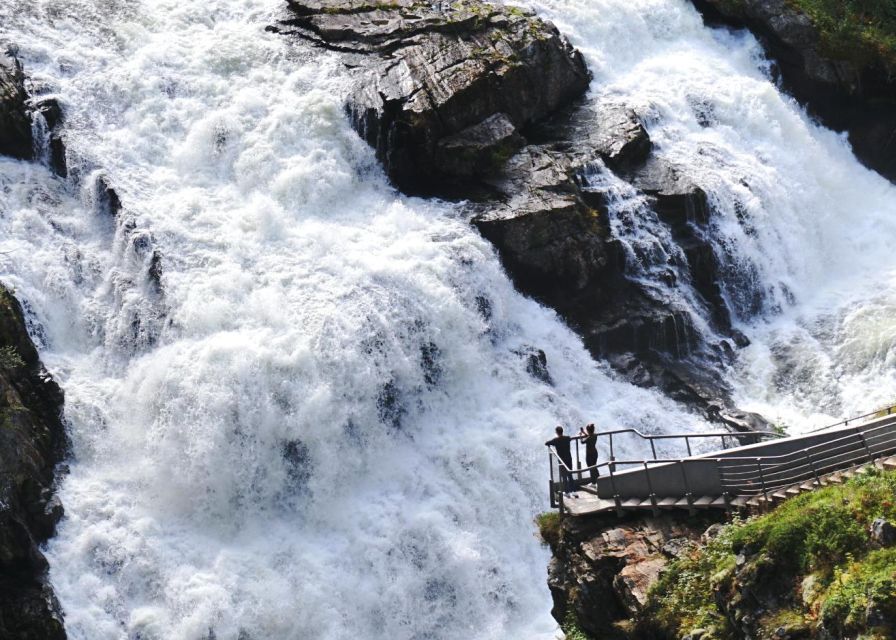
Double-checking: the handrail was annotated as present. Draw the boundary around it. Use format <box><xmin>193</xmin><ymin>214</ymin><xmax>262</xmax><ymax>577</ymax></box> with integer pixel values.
<box><xmin>546</xmin><ymin>409</ymin><xmax>896</xmax><ymax>509</ymax></box>
<box><xmin>571</xmin><ymin>427</ymin><xmax>782</xmax><ymax>441</ymax></box>
<box><xmin>806</xmin><ymin>404</ymin><xmax>896</xmax><ymax>433</ymax></box>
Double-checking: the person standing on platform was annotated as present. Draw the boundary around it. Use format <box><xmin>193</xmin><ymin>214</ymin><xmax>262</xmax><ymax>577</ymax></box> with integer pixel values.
<box><xmin>546</xmin><ymin>426</ymin><xmax>576</xmax><ymax>496</ymax></box>
<box><xmin>579</xmin><ymin>423</ymin><xmax>598</xmax><ymax>485</ymax></box>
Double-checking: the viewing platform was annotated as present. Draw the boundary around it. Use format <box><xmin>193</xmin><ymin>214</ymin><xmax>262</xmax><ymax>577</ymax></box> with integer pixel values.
<box><xmin>548</xmin><ymin>408</ymin><xmax>896</xmax><ymax>517</ymax></box>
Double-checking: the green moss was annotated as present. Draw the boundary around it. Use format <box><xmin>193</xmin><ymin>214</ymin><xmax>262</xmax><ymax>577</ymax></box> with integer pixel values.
<box><xmin>535</xmin><ymin>511</ymin><xmax>561</xmax><ymax>548</ymax></box>
<box><xmin>639</xmin><ymin>524</ymin><xmax>737</xmax><ymax>638</ymax></box>
<box><xmin>0</xmin><ymin>345</ymin><xmax>24</xmax><ymax>370</ymax></box>
<box><xmin>320</xmin><ymin>2</ymin><xmax>405</xmax><ymax>14</ymax></box>
<box><xmin>821</xmin><ymin>548</ymin><xmax>896</xmax><ymax>636</ymax></box>
<box><xmin>729</xmin><ymin>468</ymin><xmax>896</xmax><ymax>573</ymax></box>
<box><xmin>795</xmin><ymin>0</ymin><xmax>896</xmax><ymax>69</ymax></box>
<box><xmin>562</xmin><ymin>610</ymin><xmax>591</xmax><ymax>640</ymax></box>
<box><xmin>638</xmin><ymin>469</ymin><xmax>896</xmax><ymax>638</ymax></box>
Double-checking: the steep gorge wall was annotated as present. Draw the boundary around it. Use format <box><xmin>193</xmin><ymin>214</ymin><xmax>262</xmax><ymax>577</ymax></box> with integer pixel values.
<box><xmin>0</xmin><ymin>50</ymin><xmax>68</xmax><ymax>640</ymax></box>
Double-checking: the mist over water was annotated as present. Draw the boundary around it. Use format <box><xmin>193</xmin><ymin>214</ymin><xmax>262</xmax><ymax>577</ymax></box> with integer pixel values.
<box><xmin>2</xmin><ymin>0</ymin><xmax>896</xmax><ymax>637</ymax></box>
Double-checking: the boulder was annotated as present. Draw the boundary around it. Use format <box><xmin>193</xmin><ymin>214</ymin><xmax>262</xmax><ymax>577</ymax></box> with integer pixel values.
<box><xmin>0</xmin><ymin>285</ymin><xmax>67</xmax><ymax>639</ymax></box>
<box><xmin>0</xmin><ymin>49</ymin><xmax>33</xmax><ymax>160</ymax></box>
<box><xmin>279</xmin><ymin>0</ymin><xmax>760</xmax><ymax>422</ymax></box>
<box><xmin>633</xmin><ymin>158</ymin><xmax>710</xmax><ymax>229</ymax></box>
<box><xmin>871</xmin><ymin>517</ymin><xmax>896</xmax><ymax>547</ymax></box>
<box><xmin>590</xmin><ymin>105</ymin><xmax>652</xmax><ymax>174</ymax></box>
<box><xmin>284</xmin><ymin>0</ymin><xmax>590</xmax><ymax>193</ymax></box>
<box><xmin>473</xmin><ymin>146</ymin><xmax>616</xmax><ymax>298</ymax></box>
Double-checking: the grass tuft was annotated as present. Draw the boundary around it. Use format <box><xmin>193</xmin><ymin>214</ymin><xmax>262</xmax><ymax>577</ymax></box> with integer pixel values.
<box><xmin>535</xmin><ymin>511</ymin><xmax>561</xmax><ymax>549</ymax></box>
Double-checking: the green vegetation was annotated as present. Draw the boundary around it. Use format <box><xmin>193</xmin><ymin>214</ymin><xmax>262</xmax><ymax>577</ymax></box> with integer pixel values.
<box><xmin>562</xmin><ymin>611</ymin><xmax>591</xmax><ymax>640</ymax></box>
<box><xmin>640</xmin><ymin>522</ymin><xmax>738</xmax><ymax>638</ymax></box>
<box><xmin>535</xmin><ymin>511</ymin><xmax>561</xmax><ymax>549</ymax></box>
<box><xmin>0</xmin><ymin>345</ymin><xmax>24</xmax><ymax>370</ymax></box>
<box><xmin>822</xmin><ymin>548</ymin><xmax>896</xmax><ymax>637</ymax></box>
<box><xmin>638</xmin><ymin>468</ymin><xmax>896</xmax><ymax>639</ymax></box>
<box><xmin>787</xmin><ymin>0</ymin><xmax>896</xmax><ymax>71</ymax></box>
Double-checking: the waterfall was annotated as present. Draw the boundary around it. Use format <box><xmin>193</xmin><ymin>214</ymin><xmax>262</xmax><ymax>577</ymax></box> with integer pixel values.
<box><xmin>1</xmin><ymin>0</ymin><xmax>895</xmax><ymax>638</ymax></box>
<box><xmin>531</xmin><ymin>0</ymin><xmax>896</xmax><ymax>430</ymax></box>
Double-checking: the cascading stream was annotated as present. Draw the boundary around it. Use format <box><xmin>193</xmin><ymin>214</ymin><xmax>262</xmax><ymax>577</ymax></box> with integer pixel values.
<box><xmin>530</xmin><ymin>0</ymin><xmax>896</xmax><ymax>431</ymax></box>
<box><xmin>0</xmin><ymin>1</ymin><xmax>714</xmax><ymax>639</ymax></box>
<box><xmin>2</xmin><ymin>0</ymin><xmax>896</xmax><ymax>637</ymax></box>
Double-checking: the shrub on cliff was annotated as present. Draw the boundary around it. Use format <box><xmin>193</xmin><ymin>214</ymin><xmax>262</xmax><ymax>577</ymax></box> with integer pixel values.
<box><xmin>789</xmin><ymin>0</ymin><xmax>896</xmax><ymax>71</ymax></box>
<box><xmin>637</xmin><ymin>467</ymin><xmax>896</xmax><ymax>639</ymax></box>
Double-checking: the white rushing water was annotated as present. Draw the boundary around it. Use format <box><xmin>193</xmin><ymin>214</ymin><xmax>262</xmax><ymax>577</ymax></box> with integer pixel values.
<box><xmin>2</xmin><ymin>0</ymin><xmax>896</xmax><ymax>638</ymax></box>
<box><xmin>532</xmin><ymin>0</ymin><xmax>896</xmax><ymax>431</ymax></box>
<box><xmin>0</xmin><ymin>1</ymin><xmax>714</xmax><ymax>639</ymax></box>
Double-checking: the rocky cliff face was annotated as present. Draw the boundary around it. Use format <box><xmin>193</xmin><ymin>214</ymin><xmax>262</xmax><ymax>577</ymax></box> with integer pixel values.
<box><xmin>547</xmin><ymin>468</ymin><xmax>896</xmax><ymax>640</ymax></box>
<box><xmin>0</xmin><ymin>285</ymin><xmax>67</xmax><ymax>640</ymax></box>
<box><xmin>277</xmin><ymin>0</ymin><xmax>765</xmax><ymax>420</ymax></box>
<box><xmin>281</xmin><ymin>0</ymin><xmax>590</xmax><ymax>195</ymax></box>
<box><xmin>0</xmin><ymin>49</ymin><xmax>34</xmax><ymax>161</ymax></box>
<box><xmin>544</xmin><ymin>511</ymin><xmax>723</xmax><ymax>639</ymax></box>
<box><xmin>691</xmin><ymin>0</ymin><xmax>896</xmax><ymax>182</ymax></box>
<box><xmin>0</xmin><ymin>51</ymin><xmax>68</xmax><ymax>640</ymax></box>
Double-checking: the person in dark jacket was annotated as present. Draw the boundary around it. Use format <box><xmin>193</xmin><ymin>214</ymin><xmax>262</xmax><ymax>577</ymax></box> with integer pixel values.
<box><xmin>578</xmin><ymin>423</ymin><xmax>598</xmax><ymax>485</ymax></box>
<box><xmin>546</xmin><ymin>426</ymin><xmax>575</xmax><ymax>495</ymax></box>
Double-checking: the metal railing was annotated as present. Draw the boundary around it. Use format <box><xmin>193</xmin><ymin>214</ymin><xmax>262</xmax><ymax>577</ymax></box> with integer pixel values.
<box><xmin>806</xmin><ymin>404</ymin><xmax>896</xmax><ymax>433</ymax></box>
<box><xmin>560</xmin><ymin>427</ymin><xmax>782</xmax><ymax>474</ymax></box>
<box><xmin>546</xmin><ymin>426</ymin><xmax>781</xmax><ymax>510</ymax></box>
<box><xmin>546</xmin><ymin>413</ymin><xmax>896</xmax><ymax>514</ymax></box>
<box><xmin>716</xmin><ymin>420</ymin><xmax>896</xmax><ymax>497</ymax></box>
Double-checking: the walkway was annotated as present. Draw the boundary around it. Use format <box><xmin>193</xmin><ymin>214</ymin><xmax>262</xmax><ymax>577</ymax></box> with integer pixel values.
<box><xmin>547</xmin><ymin>408</ymin><xmax>896</xmax><ymax>516</ymax></box>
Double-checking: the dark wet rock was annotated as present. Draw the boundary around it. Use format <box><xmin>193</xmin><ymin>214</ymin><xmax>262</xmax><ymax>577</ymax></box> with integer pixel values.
<box><xmin>433</xmin><ymin>113</ymin><xmax>525</xmax><ymax>179</ymax></box>
<box><xmin>691</xmin><ymin>0</ymin><xmax>896</xmax><ymax>182</ymax></box>
<box><xmin>0</xmin><ymin>49</ymin><xmax>33</xmax><ymax>161</ymax></box>
<box><xmin>420</xmin><ymin>341</ymin><xmax>442</xmax><ymax>386</ymax></box>
<box><xmin>148</xmin><ymin>250</ymin><xmax>163</xmax><ymax>293</ymax></box>
<box><xmin>34</xmin><ymin>98</ymin><xmax>62</xmax><ymax>131</ymax></box>
<box><xmin>95</xmin><ymin>174</ymin><xmax>123</xmax><ymax>218</ymax></box>
<box><xmin>473</xmin><ymin>146</ymin><xmax>617</xmax><ymax>300</ymax></box>
<box><xmin>33</xmin><ymin>98</ymin><xmax>68</xmax><ymax>178</ymax></box>
<box><xmin>284</xmin><ymin>0</ymin><xmax>590</xmax><ymax>193</ymax></box>
<box><xmin>48</xmin><ymin>135</ymin><xmax>66</xmax><ymax>178</ymax></box>
<box><xmin>590</xmin><ymin>105</ymin><xmax>652</xmax><ymax>174</ymax></box>
<box><xmin>0</xmin><ymin>284</ymin><xmax>67</xmax><ymax>640</ymax></box>
<box><xmin>633</xmin><ymin>158</ymin><xmax>710</xmax><ymax>228</ymax></box>
<box><xmin>474</xmin><ymin>144</ymin><xmax>746</xmax><ymax>419</ymax></box>
<box><xmin>514</xmin><ymin>346</ymin><xmax>552</xmax><ymax>385</ymax></box>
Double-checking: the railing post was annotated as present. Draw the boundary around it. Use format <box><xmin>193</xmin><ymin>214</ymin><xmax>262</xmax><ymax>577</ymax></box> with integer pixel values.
<box><xmin>608</xmin><ymin>464</ymin><xmax>622</xmax><ymax>517</ymax></box>
<box><xmin>548</xmin><ymin>451</ymin><xmax>556</xmax><ymax>506</ymax></box>
<box><xmin>678</xmin><ymin>460</ymin><xmax>695</xmax><ymax>516</ymax></box>
<box><xmin>649</xmin><ymin>438</ymin><xmax>657</xmax><ymax>460</ymax></box>
<box><xmin>756</xmin><ymin>458</ymin><xmax>769</xmax><ymax>508</ymax></box>
<box><xmin>575</xmin><ymin>437</ymin><xmax>581</xmax><ymax>471</ymax></box>
<box><xmin>643</xmin><ymin>462</ymin><xmax>659</xmax><ymax>516</ymax></box>
<box><xmin>609</xmin><ymin>434</ymin><xmax>616</xmax><ymax>472</ymax></box>
<box><xmin>855</xmin><ymin>426</ymin><xmax>874</xmax><ymax>463</ymax></box>
<box><xmin>803</xmin><ymin>450</ymin><xmax>821</xmax><ymax>487</ymax></box>
<box><xmin>685</xmin><ymin>436</ymin><xmax>692</xmax><ymax>457</ymax></box>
